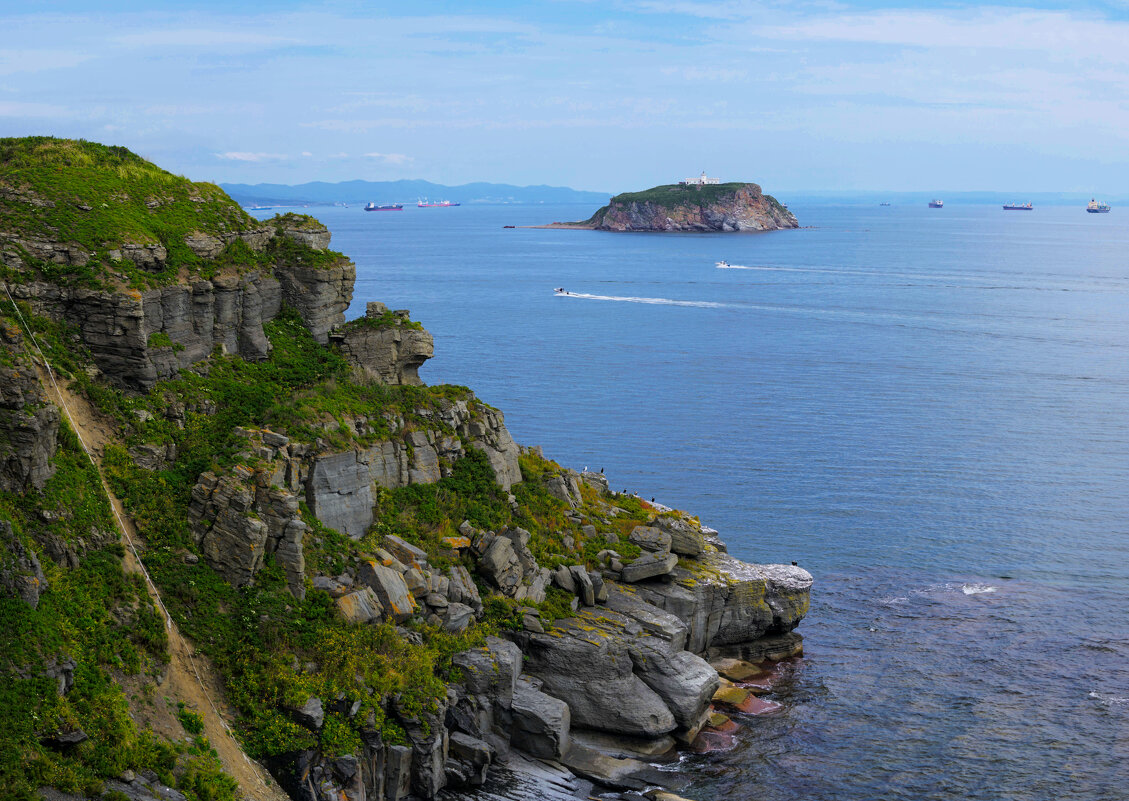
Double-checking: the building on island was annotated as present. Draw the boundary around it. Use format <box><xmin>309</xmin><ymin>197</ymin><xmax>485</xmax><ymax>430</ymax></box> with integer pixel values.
<box><xmin>680</xmin><ymin>171</ymin><xmax>720</xmax><ymax>186</ymax></box>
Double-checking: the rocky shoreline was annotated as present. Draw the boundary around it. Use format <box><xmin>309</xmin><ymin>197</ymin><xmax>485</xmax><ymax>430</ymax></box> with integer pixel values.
<box><xmin>0</xmin><ymin>139</ymin><xmax>812</xmax><ymax>801</ymax></box>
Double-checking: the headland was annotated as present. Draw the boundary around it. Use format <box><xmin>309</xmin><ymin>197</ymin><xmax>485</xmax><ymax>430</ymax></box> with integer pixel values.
<box><xmin>0</xmin><ymin>137</ymin><xmax>812</xmax><ymax>801</ymax></box>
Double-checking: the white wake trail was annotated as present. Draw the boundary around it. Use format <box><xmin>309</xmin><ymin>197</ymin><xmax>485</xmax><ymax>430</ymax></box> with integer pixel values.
<box><xmin>556</xmin><ymin>291</ymin><xmax>731</xmax><ymax>309</ymax></box>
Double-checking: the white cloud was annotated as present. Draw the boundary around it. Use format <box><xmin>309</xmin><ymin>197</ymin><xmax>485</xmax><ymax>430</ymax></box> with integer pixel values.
<box><xmin>0</xmin><ymin>49</ymin><xmax>91</xmax><ymax>76</ymax></box>
<box><xmin>364</xmin><ymin>152</ymin><xmax>414</xmax><ymax>165</ymax></box>
<box><xmin>215</xmin><ymin>152</ymin><xmax>289</xmax><ymax>162</ymax></box>
<box><xmin>115</xmin><ymin>29</ymin><xmax>298</xmax><ymax>48</ymax></box>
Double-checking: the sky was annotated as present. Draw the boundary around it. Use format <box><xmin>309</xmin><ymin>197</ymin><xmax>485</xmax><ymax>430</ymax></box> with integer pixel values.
<box><xmin>2</xmin><ymin>0</ymin><xmax>1129</xmax><ymax>193</ymax></box>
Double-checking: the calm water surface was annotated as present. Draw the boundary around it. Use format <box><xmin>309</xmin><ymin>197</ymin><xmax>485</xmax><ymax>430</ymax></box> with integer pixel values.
<box><xmin>262</xmin><ymin>202</ymin><xmax>1129</xmax><ymax>800</ymax></box>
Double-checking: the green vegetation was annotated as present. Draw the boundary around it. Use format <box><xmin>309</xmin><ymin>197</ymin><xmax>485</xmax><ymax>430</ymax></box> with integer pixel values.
<box><xmin>344</xmin><ymin>309</ymin><xmax>426</xmax><ymax>332</ymax></box>
<box><xmin>0</xmin><ymin>140</ymin><xmax>689</xmax><ymax>801</ymax></box>
<box><xmin>0</xmin><ymin>418</ymin><xmax>238</xmax><ymax>801</ymax></box>
<box><xmin>581</xmin><ymin>181</ymin><xmax>773</xmax><ymax>224</ymax></box>
<box><xmin>0</xmin><ymin>138</ymin><xmax>260</xmax><ymax>289</ymax></box>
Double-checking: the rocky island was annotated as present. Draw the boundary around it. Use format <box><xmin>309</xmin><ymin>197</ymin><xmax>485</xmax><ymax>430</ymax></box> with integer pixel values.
<box><xmin>0</xmin><ymin>138</ymin><xmax>812</xmax><ymax>801</ymax></box>
<box><xmin>548</xmin><ymin>181</ymin><xmax>798</xmax><ymax>232</ymax></box>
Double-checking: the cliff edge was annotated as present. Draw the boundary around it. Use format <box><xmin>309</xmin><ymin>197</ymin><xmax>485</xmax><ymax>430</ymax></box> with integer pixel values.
<box><xmin>0</xmin><ymin>139</ymin><xmax>812</xmax><ymax>801</ymax></box>
<box><xmin>581</xmin><ymin>182</ymin><xmax>797</xmax><ymax>232</ymax></box>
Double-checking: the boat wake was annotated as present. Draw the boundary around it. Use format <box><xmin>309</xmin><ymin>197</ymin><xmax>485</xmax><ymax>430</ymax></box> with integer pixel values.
<box><xmin>961</xmin><ymin>583</ymin><xmax>998</xmax><ymax>595</ymax></box>
<box><xmin>555</xmin><ymin>291</ymin><xmax>731</xmax><ymax>309</ymax></box>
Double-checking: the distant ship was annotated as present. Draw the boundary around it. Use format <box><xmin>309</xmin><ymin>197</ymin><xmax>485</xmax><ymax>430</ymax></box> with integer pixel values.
<box><xmin>879</xmin><ymin>202</ymin><xmax>891</xmax><ymax>206</ymax></box>
<box><xmin>365</xmin><ymin>202</ymin><xmax>403</xmax><ymax>211</ymax></box>
<box><xmin>417</xmin><ymin>199</ymin><xmax>460</xmax><ymax>207</ymax></box>
<box><xmin>1003</xmin><ymin>202</ymin><xmax>1033</xmax><ymax>210</ymax></box>
<box><xmin>247</xmin><ymin>205</ymin><xmax>271</xmax><ymax>211</ymax></box>
<box><xmin>1087</xmin><ymin>198</ymin><xmax>1111</xmax><ymax>214</ymax></box>
<box><xmin>928</xmin><ymin>199</ymin><xmax>944</xmax><ymax>208</ymax></box>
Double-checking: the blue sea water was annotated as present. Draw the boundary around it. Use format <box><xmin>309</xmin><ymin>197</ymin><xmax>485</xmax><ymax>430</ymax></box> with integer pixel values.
<box><xmin>263</xmin><ymin>203</ymin><xmax>1129</xmax><ymax>800</ymax></box>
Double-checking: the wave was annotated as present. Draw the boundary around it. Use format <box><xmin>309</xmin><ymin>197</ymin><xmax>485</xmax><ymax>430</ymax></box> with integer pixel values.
<box><xmin>1089</xmin><ymin>691</ymin><xmax>1129</xmax><ymax>706</ymax></box>
<box><xmin>961</xmin><ymin>583</ymin><xmax>998</xmax><ymax>595</ymax></box>
<box><xmin>555</xmin><ymin>291</ymin><xmax>731</xmax><ymax>309</ymax></box>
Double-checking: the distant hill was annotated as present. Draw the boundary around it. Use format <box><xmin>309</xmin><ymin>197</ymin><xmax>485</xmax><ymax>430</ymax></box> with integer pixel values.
<box><xmin>220</xmin><ymin>178</ymin><xmax>611</xmax><ymax>207</ymax></box>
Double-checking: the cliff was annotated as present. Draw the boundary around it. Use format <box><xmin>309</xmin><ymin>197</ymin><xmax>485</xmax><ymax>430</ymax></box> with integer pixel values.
<box><xmin>0</xmin><ymin>139</ymin><xmax>812</xmax><ymax>801</ymax></box>
<box><xmin>582</xmin><ymin>182</ymin><xmax>797</xmax><ymax>232</ymax></box>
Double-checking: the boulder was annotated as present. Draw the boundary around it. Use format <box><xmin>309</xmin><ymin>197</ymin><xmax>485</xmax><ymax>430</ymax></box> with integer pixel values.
<box><xmin>511</xmin><ymin>679</ymin><xmax>571</xmax><ymax>760</ymax></box>
<box><xmin>477</xmin><ymin>535</ymin><xmax>522</xmax><ymax>594</ymax></box>
<box><xmin>519</xmin><ymin>623</ymin><xmax>676</xmax><ymax>738</ymax></box>
<box><xmin>651</xmin><ymin>516</ymin><xmax>706</xmax><ymax>556</ymax></box>
<box><xmin>305</xmin><ymin>450</ymin><xmax>373</xmax><ymax>539</ymax></box>
<box><xmin>620</xmin><ymin>552</ymin><xmax>678</xmax><ymax>583</ymax></box>
<box><xmin>337</xmin><ymin>311</ymin><xmax>434</xmax><ymax>386</ymax></box>
<box><xmin>632</xmin><ymin>555</ymin><xmax>812</xmax><ymax>654</ymax></box>
<box><xmin>447</xmin><ymin>732</ymin><xmax>494</xmax><ymax>786</ymax></box>
<box><xmin>287</xmin><ymin>696</ymin><xmax>325</xmax><ymax>730</ymax></box>
<box><xmin>628</xmin><ymin>526</ymin><xmax>672</xmax><ymax>553</ymax></box>
<box><xmin>336</xmin><ymin>587</ymin><xmax>384</xmax><ymax>624</ymax></box>
<box><xmin>628</xmin><ymin>637</ymin><xmax>720</xmax><ymax>731</ymax></box>
<box><xmin>358</xmin><ymin>560</ymin><xmax>416</xmax><ymax>621</ymax></box>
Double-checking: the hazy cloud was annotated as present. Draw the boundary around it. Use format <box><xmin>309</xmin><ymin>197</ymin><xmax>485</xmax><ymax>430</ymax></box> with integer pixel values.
<box><xmin>364</xmin><ymin>152</ymin><xmax>414</xmax><ymax>165</ymax></box>
<box><xmin>215</xmin><ymin>152</ymin><xmax>290</xmax><ymax>162</ymax></box>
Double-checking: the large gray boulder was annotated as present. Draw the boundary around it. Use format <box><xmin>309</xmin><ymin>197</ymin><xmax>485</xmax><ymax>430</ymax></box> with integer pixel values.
<box><xmin>651</xmin><ymin>516</ymin><xmax>706</xmax><ymax>556</ymax></box>
<box><xmin>628</xmin><ymin>526</ymin><xmax>672</xmax><ymax>553</ymax></box>
<box><xmin>511</xmin><ymin>679</ymin><xmax>570</xmax><ymax>760</ymax></box>
<box><xmin>358</xmin><ymin>560</ymin><xmax>416</xmax><ymax>621</ymax></box>
<box><xmin>519</xmin><ymin>621</ymin><xmax>676</xmax><ymax>738</ymax></box>
<box><xmin>628</xmin><ymin>637</ymin><xmax>719</xmax><ymax>731</ymax></box>
<box><xmin>620</xmin><ymin>552</ymin><xmax>678</xmax><ymax>583</ymax></box>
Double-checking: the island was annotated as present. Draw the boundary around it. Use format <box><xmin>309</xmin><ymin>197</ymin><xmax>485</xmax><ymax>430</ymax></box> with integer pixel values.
<box><xmin>544</xmin><ymin>177</ymin><xmax>798</xmax><ymax>232</ymax></box>
<box><xmin>0</xmin><ymin>138</ymin><xmax>811</xmax><ymax>801</ymax></box>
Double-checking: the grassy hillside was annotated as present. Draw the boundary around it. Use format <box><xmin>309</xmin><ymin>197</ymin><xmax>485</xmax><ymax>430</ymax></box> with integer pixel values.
<box><xmin>0</xmin><ymin>137</ymin><xmax>261</xmax><ymax>287</ymax></box>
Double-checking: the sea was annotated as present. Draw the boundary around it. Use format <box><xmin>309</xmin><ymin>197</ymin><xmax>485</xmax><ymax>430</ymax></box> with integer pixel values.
<box><xmin>257</xmin><ymin>202</ymin><xmax>1129</xmax><ymax>801</ymax></box>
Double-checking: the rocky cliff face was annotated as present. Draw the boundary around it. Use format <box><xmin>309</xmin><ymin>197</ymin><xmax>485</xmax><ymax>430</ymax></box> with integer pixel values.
<box><xmin>590</xmin><ymin>182</ymin><xmax>797</xmax><ymax>232</ymax></box>
<box><xmin>0</xmin><ymin>325</ymin><xmax>59</xmax><ymax>493</ymax></box>
<box><xmin>334</xmin><ymin>302</ymin><xmax>434</xmax><ymax>385</ymax></box>
<box><xmin>4</xmin><ymin>218</ymin><xmax>353</xmax><ymax>390</ymax></box>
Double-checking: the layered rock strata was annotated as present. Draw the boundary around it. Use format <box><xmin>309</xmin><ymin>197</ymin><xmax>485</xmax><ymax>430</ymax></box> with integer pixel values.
<box><xmin>3</xmin><ymin>217</ymin><xmax>352</xmax><ymax>390</ymax></box>
<box><xmin>334</xmin><ymin>302</ymin><xmax>434</xmax><ymax>385</ymax></box>
<box><xmin>588</xmin><ymin>182</ymin><xmax>797</xmax><ymax>232</ymax></box>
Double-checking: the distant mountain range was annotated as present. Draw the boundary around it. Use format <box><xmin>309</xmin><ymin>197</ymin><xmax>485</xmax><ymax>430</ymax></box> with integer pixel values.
<box><xmin>220</xmin><ymin>179</ymin><xmax>611</xmax><ymax>206</ymax></box>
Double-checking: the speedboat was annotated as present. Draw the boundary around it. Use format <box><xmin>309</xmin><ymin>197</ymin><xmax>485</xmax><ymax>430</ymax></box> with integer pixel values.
<box><xmin>554</xmin><ymin>287</ymin><xmax>567</xmax><ymax>294</ymax></box>
<box><xmin>716</xmin><ymin>260</ymin><xmax>730</xmax><ymax>268</ymax></box>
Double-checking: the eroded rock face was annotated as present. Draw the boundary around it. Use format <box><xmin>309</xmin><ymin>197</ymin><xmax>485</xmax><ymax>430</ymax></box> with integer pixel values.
<box><xmin>7</xmin><ymin>271</ymin><xmax>282</xmax><ymax>391</ymax></box>
<box><xmin>593</xmin><ymin>183</ymin><xmax>797</xmax><ymax>232</ymax></box>
<box><xmin>187</xmin><ymin>463</ymin><xmax>307</xmax><ymax>597</ymax></box>
<box><xmin>632</xmin><ymin>553</ymin><xmax>813</xmax><ymax>654</ymax></box>
<box><xmin>0</xmin><ymin>520</ymin><xmax>47</xmax><ymax>608</ymax></box>
<box><xmin>0</xmin><ymin>339</ymin><xmax>59</xmax><ymax>493</ymax></box>
<box><xmin>274</xmin><ymin>257</ymin><xmax>354</xmax><ymax>344</ymax></box>
<box><xmin>336</xmin><ymin>302</ymin><xmax>434</xmax><ymax>386</ymax></box>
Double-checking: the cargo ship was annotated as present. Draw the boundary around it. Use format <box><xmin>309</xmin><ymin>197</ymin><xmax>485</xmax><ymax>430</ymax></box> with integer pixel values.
<box><xmin>1087</xmin><ymin>198</ymin><xmax>1111</xmax><ymax>213</ymax></box>
<box><xmin>364</xmin><ymin>202</ymin><xmax>403</xmax><ymax>211</ymax></box>
<box><xmin>1003</xmin><ymin>202</ymin><xmax>1033</xmax><ymax>210</ymax></box>
<box><xmin>417</xmin><ymin>199</ymin><xmax>460</xmax><ymax>207</ymax></box>
<box><xmin>928</xmin><ymin>199</ymin><xmax>944</xmax><ymax>208</ymax></box>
